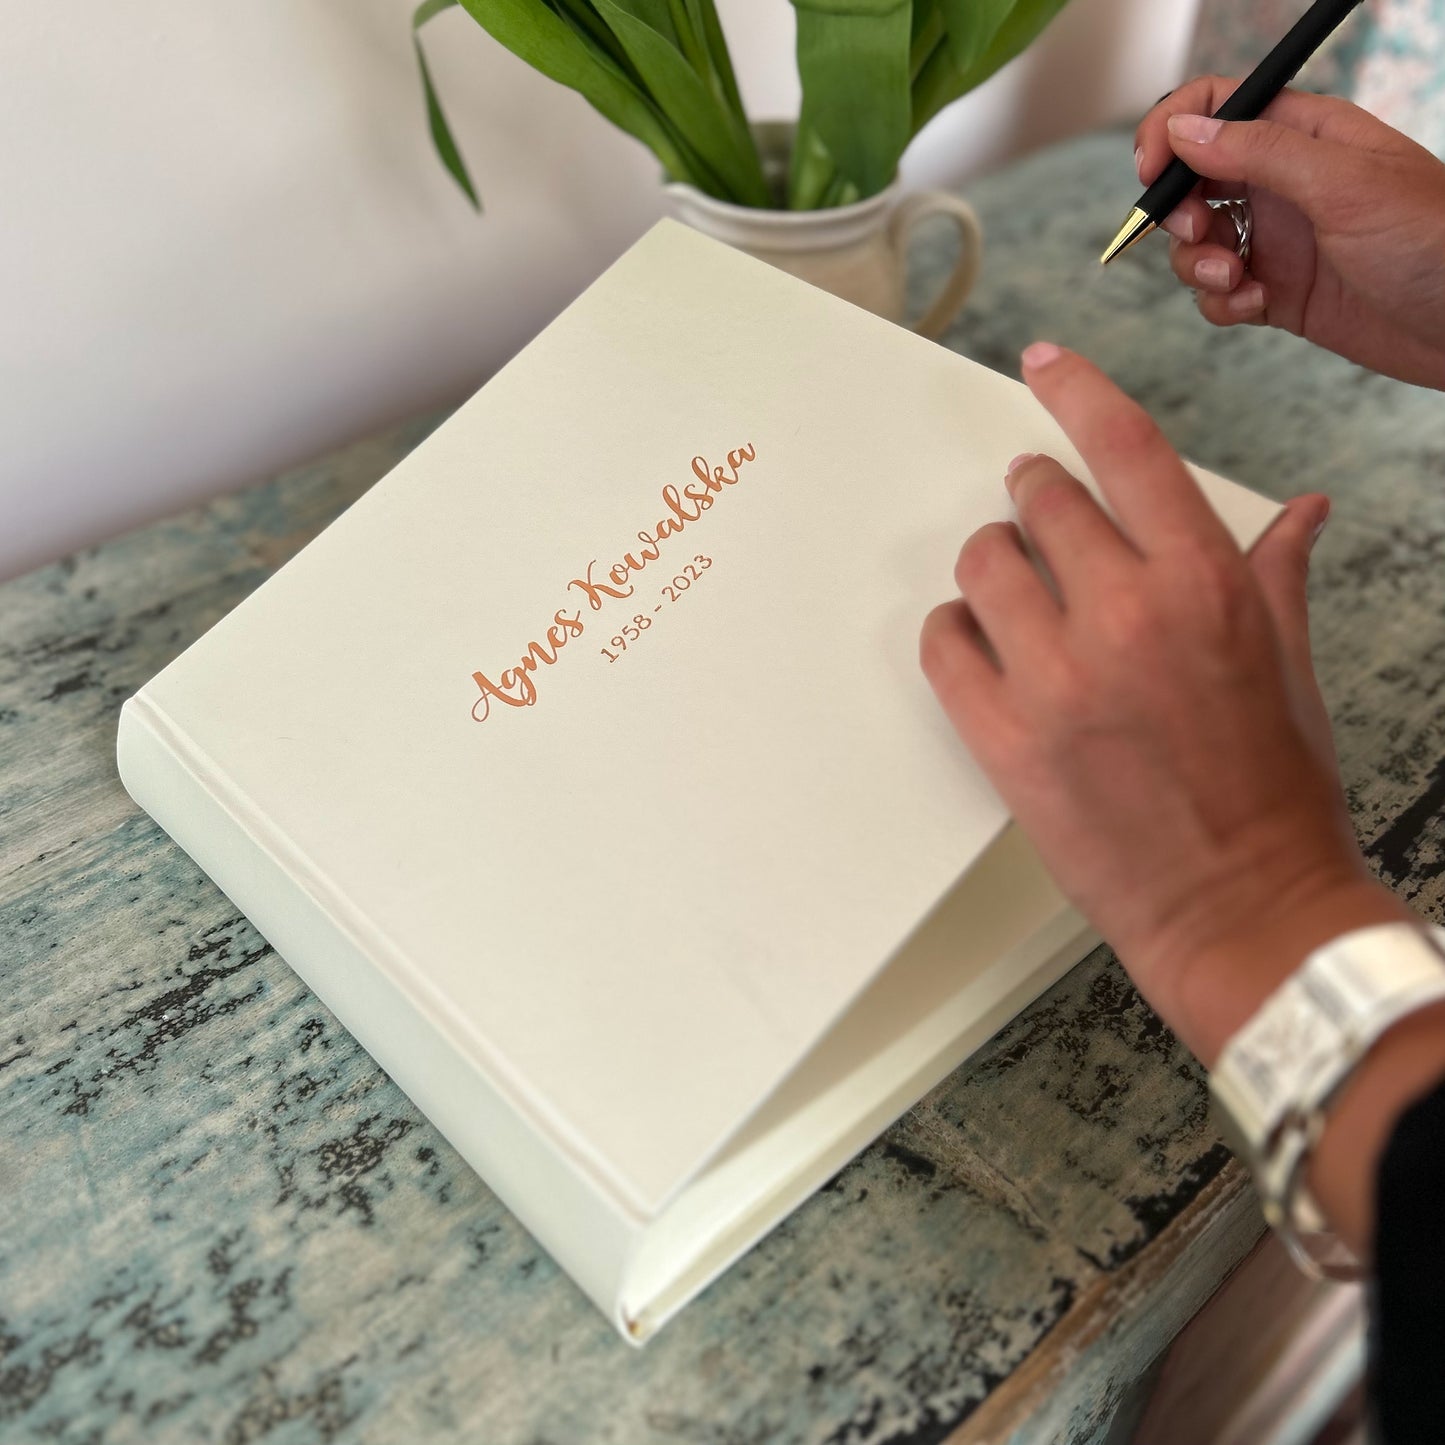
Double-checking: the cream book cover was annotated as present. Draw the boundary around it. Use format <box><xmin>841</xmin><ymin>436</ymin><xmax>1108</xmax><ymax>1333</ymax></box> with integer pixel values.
<box><xmin>117</xmin><ymin>220</ymin><xmax>1279</xmax><ymax>1343</ymax></box>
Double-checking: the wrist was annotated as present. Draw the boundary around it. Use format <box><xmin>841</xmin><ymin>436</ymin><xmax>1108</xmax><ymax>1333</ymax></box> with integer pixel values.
<box><xmin>1205</xmin><ymin>916</ymin><xmax>1445</xmax><ymax>1266</ymax></box>
<box><xmin>1310</xmin><ymin>994</ymin><xmax>1445</xmax><ymax>1254</ymax></box>
<box><xmin>1147</xmin><ymin>868</ymin><xmax>1413</xmax><ymax>1068</ymax></box>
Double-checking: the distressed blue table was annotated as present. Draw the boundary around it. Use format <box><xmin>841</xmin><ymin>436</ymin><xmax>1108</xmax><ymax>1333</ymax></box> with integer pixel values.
<box><xmin>4</xmin><ymin>130</ymin><xmax>1443</xmax><ymax>1445</ymax></box>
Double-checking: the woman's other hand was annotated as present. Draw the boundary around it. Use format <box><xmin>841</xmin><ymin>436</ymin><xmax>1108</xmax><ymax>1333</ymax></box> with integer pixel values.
<box><xmin>1134</xmin><ymin>78</ymin><xmax>1445</xmax><ymax>392</ymax></box>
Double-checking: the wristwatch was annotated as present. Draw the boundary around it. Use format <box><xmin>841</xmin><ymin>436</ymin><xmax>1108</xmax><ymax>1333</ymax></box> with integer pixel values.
<box><xmin>1210</xmin><ymin>920</ymin><xmax>1445</xmax><ymax>1278</ymax></box>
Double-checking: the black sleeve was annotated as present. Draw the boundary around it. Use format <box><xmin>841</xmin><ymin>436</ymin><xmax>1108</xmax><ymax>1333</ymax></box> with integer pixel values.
<box><xmin>1370</xmin><ymin>1073</ymin><xmax>1445</xmax><ymax>1443</ymax></box>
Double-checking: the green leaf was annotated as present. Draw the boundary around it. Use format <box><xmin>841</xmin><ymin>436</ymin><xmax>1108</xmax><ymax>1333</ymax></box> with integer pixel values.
<box><xmin>413</xmin><ymin>0</ymin><xmax>481</xmax><ymax>209</ymax></box>
<box><xmin>453</xmin><ymin>0</ymin><xmax>716</xmax><ymax>191</ymax></box>
<box><xmin>684</xmin><ymin>0</ymin><xmax>746</xmax><ymax>119</ymax></box>
<box><xmin>790</xmin><ymin>0</ymin><xmax>912</xmax><ymax>199</ymax></box>
<box><xmin>598</xmin><ymin>0</ymin><xmax>679</xmax><ymax>47</ymax></box>
<box><xmin>910</xmin><ymin>0</ymin><xmax>944</xmax><ymax>73</ymax></box>
<box><xmin>543</xmin><ymin>0</ymin><xmax>648</xmax><ymax>80</ymax></box>
<box><xmin>591</xmin><ymin>0</ymin><xmax>769</xmax><ymax>203</ymax></box>
<box><xmin>912</xmin><ymin>0</ymin><xmax>1072</xmax><ymax>134</ymax></box>
<box><xmin>934</xmin><ymin>0</ymin><xmax>1015</xmax><ymax>75</ymax></box>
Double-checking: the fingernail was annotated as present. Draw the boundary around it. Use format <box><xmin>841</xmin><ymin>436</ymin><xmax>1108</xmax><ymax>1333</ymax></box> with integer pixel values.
<box><xmin>1312</xmin><ymin>498</ymin><xmax>1331</xmax><ymax>542</ymax></box>
<box><xmin>1021</xmin><ymin>341</ymin><xmax>1063</xmax><ymax>370</ymax></box>
<box><xmin>1195</xmin><ymin>257</ymin><xmax>1230</xmax><ymax>287</ymax></box>
<box><xmin>1134</xmin><ymin>146</ymin><xmax>1145</xmax><ymax>181</ymax></box>
<box><xmin>1169</xmin><ymin>113</ymin><xmax>1224</xmax><ymax>144</ymax></box>
<box><xmin>1161</xmin><ymin>207</ymin><xmax>1196</xmax><ymax>242</ymax></box>
<box><xmin>1227</xmin><ymin>282</ymin><xmax>1266</xmax><ymax>315</ymax></box>
<box><xmin>1005</xmin><ymin>452</ymin><xmax>1038</xmax><ymax>486</ymax></box>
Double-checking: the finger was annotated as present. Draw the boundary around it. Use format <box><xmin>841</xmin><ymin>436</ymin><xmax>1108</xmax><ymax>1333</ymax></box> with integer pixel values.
<box><xmin>1159</xmin><ymin>185</ymin><xmax>1255</xmax><ymax>243</ymax></box>
<box><xmin>1168</xmin><ymin>195</ymin><xmax>1258</xmax><ymax>291</ymax></box>
<box><xmin>953</xmin><ymin>521</ymin><xmax>1062</xmax><ymax>664</ymax></box>
<box><xmin>1169</xmin><ymin>235</ymin><xmax>1248</xmax><ymax>293</ymax></box>
<box><xmin>1157</xmin><ymin>193</ymin><xmax>1214</xmax><ymax>244</ymax></box>
<box><xmin>1135</xmin><ymin>79</ymin><xmax>1378</xmax><ymax>188</ymax></box>
<box><xmin>1248</xmin><ymin>493</ymin><xmax>1329</xmax><ymax>666</ymax></box>
<box><xmin>1136</xmin><ymin>75</ymin><xmax>1240</xmax><ymax>179</ymax></box>
<box><xmin>919</xmin><ymin>598</ymin><xmax>1008</xmax><ymax>736</ymax></box>
<box><xmin>1004</xmin><ymin>453</ymin><xmax>1139</xmax><ymax>601</ymax></box>
<box><xmin>1165</xmin><ymin>113</ymin><xmax>1376</xmax><ymax>224</ymax></box>
<box><xmin>1019</xmin><ymin>344</ymin><xmax>1235</xmax><ymax>558</ymax></box>
<box><xmin>1194</xmin><ymin>281</ymin><xmax>1270</xmax><ymax>328</ymax></box>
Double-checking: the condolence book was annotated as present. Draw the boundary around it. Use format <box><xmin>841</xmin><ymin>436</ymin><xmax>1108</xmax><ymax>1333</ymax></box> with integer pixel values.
<box><xmin>117</xmin><ymin>221</ymin><xmax>1278</xmax><ymax>1343</ymax></box>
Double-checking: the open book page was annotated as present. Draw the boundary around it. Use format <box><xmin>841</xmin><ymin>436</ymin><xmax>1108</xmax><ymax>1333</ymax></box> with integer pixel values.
<box><xmin>620</xmin><ymin>825</ymin><xmax>1094</xmax><ymax>1337</ymax></box>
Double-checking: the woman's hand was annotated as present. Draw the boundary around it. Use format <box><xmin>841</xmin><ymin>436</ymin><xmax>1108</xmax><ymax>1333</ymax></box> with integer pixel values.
<box><xmin>1134</xmin><ymin>78</ymin><xmax>1445</xmax><ymax>392</ymax></box>
<box><xmin>919</xmin><ymin>343</ymin><xmax>1409</xmax><ymax>1069</ymax></box>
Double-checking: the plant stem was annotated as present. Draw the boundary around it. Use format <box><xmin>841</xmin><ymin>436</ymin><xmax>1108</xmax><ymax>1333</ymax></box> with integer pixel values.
<box><xmin>787</xmin><ymin>121</ymin><xmax>837</xmax><ymax>209</ymax></box>
<box><xmin>785</xmin><ymin>1</ymin><xmax>938</xmax><ymax>211</ymax></box>
<box><xmin>663</xmin><ymin>0</ymin><xmax>712</xmax><ymax>79</ymax></box>
<box><xmin>688</xmin><ymin>0</ymin><xmax>746</xmax><ymax>119</ymax></box>
<box><xmin>820</xmin><ymin>170</ymin><xmax>859</xmax><ymax>207</ymax></box>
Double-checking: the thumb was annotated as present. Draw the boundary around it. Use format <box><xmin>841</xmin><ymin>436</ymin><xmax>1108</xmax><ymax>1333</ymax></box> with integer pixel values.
<box><xmin>1249</xmin><ymin>493</ymin><xmax>1329</xmax><ymax>662</ymax></box>
<box><xmin>1167</xmin><ymin>113</ymin><xmax>1364</xmax><ymax>220</ymax></box>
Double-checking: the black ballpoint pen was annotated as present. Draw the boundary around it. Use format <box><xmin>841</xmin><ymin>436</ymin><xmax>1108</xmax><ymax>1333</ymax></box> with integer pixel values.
<box><xmin>1100</xmin><ymin>0</ymin><xmax>1365</xmax><ymax>264</ymax></box>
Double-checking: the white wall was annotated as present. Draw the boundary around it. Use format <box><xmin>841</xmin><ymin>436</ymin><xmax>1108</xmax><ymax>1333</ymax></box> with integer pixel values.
<box><xmin>0</xmin><ymin>0</ymin><xmax>1199</xmax><ymax>581</ymax></box>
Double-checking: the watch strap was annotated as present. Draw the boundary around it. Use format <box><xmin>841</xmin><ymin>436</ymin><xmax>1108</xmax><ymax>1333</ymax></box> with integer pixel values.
<box><xmin>1211</xmin><ymin>921</ymin><xmax>1445</xmax><ymax>1278</ymax></box>
<box><xmin>1212</xmin><ymin>922</ymin><xmax>1445</xmax><ymax>1160</ymax></box>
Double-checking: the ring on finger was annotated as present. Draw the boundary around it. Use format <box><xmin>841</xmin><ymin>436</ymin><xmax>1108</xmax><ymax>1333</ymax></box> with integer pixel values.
<box><xmin>1208</xmin><ymin>197</ymin><xmax>1253</xmax><ymax>269</ymax></box>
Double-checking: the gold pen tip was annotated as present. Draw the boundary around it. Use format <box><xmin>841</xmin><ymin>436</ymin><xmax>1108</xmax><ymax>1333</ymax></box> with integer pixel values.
<box><xmin>1100</xmin><ymin>208</ymin><xmax>1156</xmax><ymax>265</ymax></box>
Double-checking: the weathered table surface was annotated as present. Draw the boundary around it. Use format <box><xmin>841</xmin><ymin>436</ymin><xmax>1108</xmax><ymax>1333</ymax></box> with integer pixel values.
<box><xmin>3</xmin><ymin>130</ymin><xmax>1443</xmax><ymax>1445</ymax></box>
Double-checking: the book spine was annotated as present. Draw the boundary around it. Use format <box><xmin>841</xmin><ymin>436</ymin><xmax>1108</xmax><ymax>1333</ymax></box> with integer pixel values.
<box><xmin>116</xmin><ymin>692</ymin><xmax>641</xmax><ymax>1339</ymax></box>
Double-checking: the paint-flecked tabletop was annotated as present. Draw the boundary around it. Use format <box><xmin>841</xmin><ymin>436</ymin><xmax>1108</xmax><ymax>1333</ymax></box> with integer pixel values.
<box><xmin>3</xmin><ymin>130</ymin><xmax>1443</xmax><ymax>1445</ymax></box>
